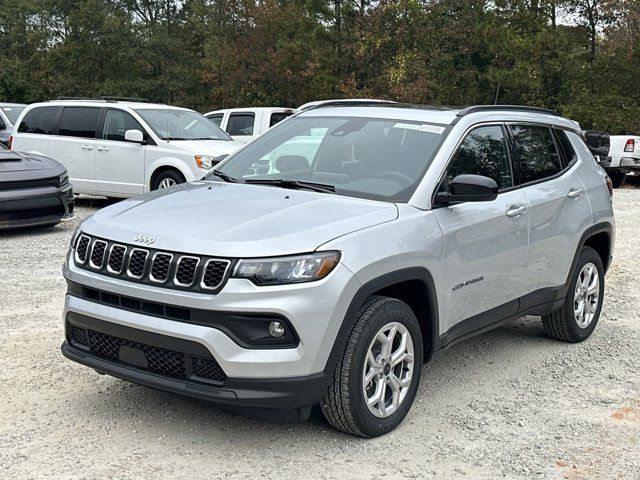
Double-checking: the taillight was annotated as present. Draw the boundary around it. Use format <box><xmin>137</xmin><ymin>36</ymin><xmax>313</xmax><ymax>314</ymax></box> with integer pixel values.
<box><xmin>7</xmin><ymin>136</ymin><xmax>12</xmax><ymax>149</ymax></box>
<box><xmin>624</xmin><ymin>138</ymin><xmax>635</xmax><ymax>152</ymax></box>
<box><xmin>606</xmin><ymin>176</ymin><xmax>613</xmax><ymax>197</ymax></box>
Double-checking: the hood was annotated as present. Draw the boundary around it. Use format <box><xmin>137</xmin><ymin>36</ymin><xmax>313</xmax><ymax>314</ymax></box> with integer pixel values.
<box><xmin>165</xmin><ymin>139</ymin><xmax>243</xmax><ymax>157</ymax></box>
<box><xmin>83</xmin><ymin>182</ymin><xmax>398</xmax><ymax>257</ymax></box>
<box><xmin>0</xmin><ymin>150</ymin><xmax>63</xmax><ymax>173</ymax></box>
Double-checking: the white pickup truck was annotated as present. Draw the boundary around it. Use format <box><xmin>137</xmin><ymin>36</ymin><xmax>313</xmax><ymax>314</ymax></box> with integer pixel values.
<box><xmin>604</xmin><ymin>135</ymin><xmax>640</xmax><ymax>187</ymax></box>
<box><xmin>204</xmin><ymin>107</ymin><xmax>295</xmax><ymax>143</ymax></box>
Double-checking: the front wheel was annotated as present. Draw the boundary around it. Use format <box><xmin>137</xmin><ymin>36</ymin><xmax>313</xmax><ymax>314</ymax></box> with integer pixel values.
<box><xmin>152</xmin><ymin>169</ymin><xmax>185</xmax><ymax>190</ymax></box>
<box><xmin>542</xmin><ymin>246</ymin><xmax>605</xmax><ymax>342</ymax></box>
<box><xmin>321</xmin><ymin>296</ymin><xmax>423</xmax><ymax>437</ymax></box>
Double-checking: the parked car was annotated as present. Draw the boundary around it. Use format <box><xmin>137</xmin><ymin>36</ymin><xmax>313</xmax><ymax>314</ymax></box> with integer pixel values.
<box><xmin>61</xmin><ymin>104</ymin><xmax>614</xmax><ymax>437</ymax></box>
<box><xmin>0</xmin><ymin>142</ymin><xmax>74</xmax><ymax>230</ymax></box>
<box><xmin>10</xmin><ymin>98</ymin><xmax>243</xmax><ymax>198</ymax></box>
<box><xmin>604</xmin><ymin>134</ymin><xmax>640</xmax><ymax>187</ymax></box>
<box><xmin>0</xmin><ymin>102</ymin><xmax>26</xmax><ymax>146</ymax></box>
<box><xmin>204</xmin><ymin>107</ymin><xmax>295</xmax><ymax>143</ymax></box>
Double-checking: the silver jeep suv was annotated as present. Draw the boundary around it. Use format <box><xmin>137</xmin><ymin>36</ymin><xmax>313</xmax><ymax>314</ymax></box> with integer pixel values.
<box><xmin>62</xmin><ymin>103</ymin><xmax>615</xmax><ymax>437</ymax></box>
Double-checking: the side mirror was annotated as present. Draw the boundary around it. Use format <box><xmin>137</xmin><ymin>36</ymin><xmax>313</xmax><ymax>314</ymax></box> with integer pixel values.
<box><xmin>124</xmin><ymin>129</ymin><xmax>144</xmax><ymax>144</ymax></box>
<box><xmin>436</xmin><ymin>174</ymin><xmax>498</xmax><ymax>204</ymax></box>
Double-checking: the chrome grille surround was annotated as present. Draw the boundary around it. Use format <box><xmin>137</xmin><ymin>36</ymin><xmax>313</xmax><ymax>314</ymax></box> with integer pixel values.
<box><xmin>89</xmin><ymin>240</ymin><xmax>108</xmax><ymax>269</ymax></box>
<box><xmin>72</xmin><ymin>234</ymin><xmax>232</xmax><ymax>294</ymax></box>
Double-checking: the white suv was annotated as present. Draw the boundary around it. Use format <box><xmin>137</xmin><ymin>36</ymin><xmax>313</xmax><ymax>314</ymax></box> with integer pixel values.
<box><xmin>10</xmin><ymin>98</ymin><xmax>243</xmax><ymax>198</ymax></box>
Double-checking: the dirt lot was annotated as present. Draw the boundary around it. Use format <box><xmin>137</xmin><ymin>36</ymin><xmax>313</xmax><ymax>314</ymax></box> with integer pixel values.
<box><xmin>1</xmin><ymin>190</ymin><xmax>639</xmax><ymax>480</ymax></box>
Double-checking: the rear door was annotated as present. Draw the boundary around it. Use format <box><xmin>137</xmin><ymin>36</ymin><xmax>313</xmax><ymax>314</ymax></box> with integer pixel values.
<box><xmin>94</xmin><ymin>108</ymin><xmax>147</xmax><ymax>196</ymax></box>
<box><xmin>48</xmin><ymin>106</ymin><xmax>101</xmax><ymax>194</ymax></box>
<box><xmin>434</xmin><ymin>124</ymin><xmax>530</xmax><ymax>337</ymax></box>
<box><xmin>508</xmin><ymin>124</ymin><xmax>592</xmax><ymax>301</ymax></box>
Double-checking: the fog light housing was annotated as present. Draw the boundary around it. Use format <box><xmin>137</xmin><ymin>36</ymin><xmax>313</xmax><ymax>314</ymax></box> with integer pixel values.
<box><xmin>269</xmin><ymin>321</ymin><xmax>285</xmax><ymax>338</ymax></box>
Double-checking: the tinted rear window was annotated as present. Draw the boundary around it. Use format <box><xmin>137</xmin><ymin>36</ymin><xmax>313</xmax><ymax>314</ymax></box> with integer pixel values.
<box><xmin>58</xmin><ymin>107</ymin><xmax>100</xmax><ymax>138</ymax></box>
<box><xmin>18</xmin><ymin>106</ymin><xmax>58</xmax><ymax>134</ymax></box>
<box><xmin>227</xmin><ymin>113</ymin><xmax>255</xmax><ymax>136</ymax></box>
<box><xmin>555</xmin><ymin>130</ymin><xmax>577</xmax><ymax>165</ymax></box>
<box><xmin>510</xmin><ymin>125</ymin><xmax>562</xmax><ymax>184</ymax></box>
<box><xmin>269</xmin><ymin>111</ymin><xmax>293</xmax><ymax>127</ymax></box>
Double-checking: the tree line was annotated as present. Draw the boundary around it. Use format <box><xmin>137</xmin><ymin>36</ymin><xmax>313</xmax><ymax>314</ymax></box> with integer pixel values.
<box><xmin>1</xmin><ymin>0</ymin><xmax>639</xmax><ymax>134</ymax></box>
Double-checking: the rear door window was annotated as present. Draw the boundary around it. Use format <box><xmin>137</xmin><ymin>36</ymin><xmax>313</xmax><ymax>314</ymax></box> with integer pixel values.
<box><xmin>510</xmin><ymin>124</ymin><xmax>562</xmax><ymax>184</ymax></box>
<box><xmin>102</xmin><ymin>109</ymin><xmax>144</xmax><ymax>142</ymax></box>
<box><xmin>269</xmin><ymin>111</ymin><xmax>293</xmax><ymax>127</ymax></box>
<box><xmin>59</xmin><ymin>107</ymin><xmax>100</xmax><ymax>138</ymax></box>
<box><xmin>447</xmin><ymin>125</ymin><xmax>513</xmax><ymax>189</ymax></box>
<box><xmin>17</xmin><ymin>106</ymin><xmax>58</xmax><ymax>134</ymax></box>
<box><xmin>227</xmin><ymin>113</ymin><xmax>255</xmax><ymax>136</ymax></box>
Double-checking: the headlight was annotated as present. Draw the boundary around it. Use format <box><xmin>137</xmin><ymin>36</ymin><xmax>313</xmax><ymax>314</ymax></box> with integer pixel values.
<box><xmin>59</xmin><ymin>173</ymin><xmax>69</xmax><ymax>186</ymax></box>
<box><xmin>195</xmin><ymin>155</ymin><xmax>215</xmax><ymax>169</ymax></box>
<box><xmin>233</xmin><ymin>251</ymin><xmax>340</xmax><ymax>285</ymax></box>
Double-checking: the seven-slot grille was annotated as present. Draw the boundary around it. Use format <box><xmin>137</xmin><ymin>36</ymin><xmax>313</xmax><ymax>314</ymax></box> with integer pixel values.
<box><xmin>73</xmin><ymin>234</ymin><xmax>231</xmax><ymax>293</ymax></box>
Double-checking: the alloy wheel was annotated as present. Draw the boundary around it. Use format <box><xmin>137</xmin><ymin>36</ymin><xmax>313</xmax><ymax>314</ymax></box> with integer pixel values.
<box><xmin>574</xmin><ymin>262</ymin><xmax>600</xmax><ymax>328</ymax></box>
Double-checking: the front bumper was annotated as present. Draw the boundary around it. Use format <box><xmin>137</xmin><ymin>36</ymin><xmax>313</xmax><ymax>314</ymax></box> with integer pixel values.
<box><xmin>61</xmin><ymin>312</ymin><xmax>332</xmax><ymax>418</ymax></box>
<box><xmin>0</xmin><ymin>182</ymin><xmax>74</xmax><ymax>230</ymax></box>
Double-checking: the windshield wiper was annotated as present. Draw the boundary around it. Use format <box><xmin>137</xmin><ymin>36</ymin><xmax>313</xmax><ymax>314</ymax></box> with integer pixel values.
<box><xmin>208</xmin><ymin>170</ymin><xmax>239</xmax><ymax>183</ymax></box>
<box><xmin>244</xmin><ymin>178</ymin><xmax>336</xmax><ymax>193</ymax></box>
<box><xmin>163</xmin><ymin>137</ymin><xmax>189</xmax><ymax>141</ymax></box>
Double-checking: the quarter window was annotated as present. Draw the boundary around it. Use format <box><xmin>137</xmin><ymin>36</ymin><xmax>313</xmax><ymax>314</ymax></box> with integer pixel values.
<box><xmin>555</xmin><ymin>129</ymin><xmax>577</xmax><ymax>166</ymax></box>
<box><xmin>447</xmin><ymin>125</ymin><xmax>513</xmax><ymax>189</ymax></box>
<box><xmin>510</xmin><ymin>125</ymin><xmax>562</xmax><ymax>184</ymax></box>
<box><xmin>59</xmin><ymin>107</ymin><xmax>100</xmax><ymax>138</ymax></box>
<box><xmin>103</xmin><ymin>110</ymin><xmax>144</xmax><ymax>142</ymax></box>
<box><xmin>227</xmin><ymin>113</ymin><xmax>255</xmax><ymax>136</ymax></box>
<box><xmin>17</xmin><ymin>106</ymin><xmax>57</xmax><ymax>135</ymax></box>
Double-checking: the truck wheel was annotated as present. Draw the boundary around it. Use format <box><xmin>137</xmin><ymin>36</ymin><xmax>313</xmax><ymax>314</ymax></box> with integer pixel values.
<box><xmin>608</xmin><ymin>170</ymin><xmax>626</xmax><ymax>188</ymax></box>
<box><xmin>542</xmin><ymin>246</ymin><xmax>604</xmax><ymax>343</ymax></box>
<box><xmin>321</xmin><ymin>296</ymin><xmax>423</xmax><ymax>437</ymax></box>
<box><xmin>152</xmin><ymin>169</ymin><xmax>185</xmax><ymax>190</ymax></box>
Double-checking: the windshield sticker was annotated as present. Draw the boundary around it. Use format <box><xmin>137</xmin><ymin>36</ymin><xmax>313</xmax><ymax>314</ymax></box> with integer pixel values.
<box><xmin>418</xmin><ymin>124</ymin><xmax>446</xmax><ymax>134</ymax></box>
<box><xmin>393</xmin><ymin>123</ymin><xmax>445</xmax><ymax>134</ymax></box>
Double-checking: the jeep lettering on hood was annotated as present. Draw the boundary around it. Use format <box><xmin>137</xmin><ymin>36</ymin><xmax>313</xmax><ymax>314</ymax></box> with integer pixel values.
<box><xmin>83</xmin><ymin>182</ymin><xmax>398</xmax><ymax>257</ymax></box>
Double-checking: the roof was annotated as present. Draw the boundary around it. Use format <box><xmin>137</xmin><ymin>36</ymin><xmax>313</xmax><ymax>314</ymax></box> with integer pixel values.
<box><xmin>297</xmin><ymin>103</ymin><xmax>579</xmax><ymax>130</ymax></box>
<box><xmin>30</xmin><ymin>99</ymin><xmax>189</xmax><ymax>110</ymax></box>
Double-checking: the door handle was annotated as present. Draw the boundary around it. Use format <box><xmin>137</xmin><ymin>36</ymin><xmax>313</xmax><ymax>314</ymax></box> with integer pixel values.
<box><xmin>567</xmin><ymin>188</ymin><xmax>584</xmax><ymax>198</ymax></box>
<box><xmin>96</xmin><ymin>146</ymin><xmax>109</xmax><ymax>152</ymax></box>
<box><xmin>506</xmin><ymin>205</ymin><xmax>527</xmax><ymax>218</ymax></box>
<box><xmin>81</xmin><ymin>145</ymin><xmax>93</xmax><ymax>150</ymax></box>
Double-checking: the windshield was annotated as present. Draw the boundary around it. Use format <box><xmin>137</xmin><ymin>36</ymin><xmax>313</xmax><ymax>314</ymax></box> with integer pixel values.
<box><xmin>135</xmin><ymin>108</ymin><xmax>232</xmax><ymax>141</ymax></box>
<box><xmin>207</xmin><ymin>116</ymin><xmax>448</xmax><ymax>202</ymax></box>
<box><xmin>2</xmin><ymin>106</ymin><xmax>25</xmax><ymax>124</ymax></box>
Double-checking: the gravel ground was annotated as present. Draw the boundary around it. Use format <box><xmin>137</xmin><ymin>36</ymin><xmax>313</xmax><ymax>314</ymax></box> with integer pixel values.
<box><xmin>0</xmin><ymin>190</ymin><xmax>639</xmax><ymax>480</ymax></box>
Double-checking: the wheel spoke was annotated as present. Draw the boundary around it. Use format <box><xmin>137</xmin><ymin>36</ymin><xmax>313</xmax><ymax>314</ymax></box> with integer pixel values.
<box><xmin>382</xmin><ymin>325</ymin><xmax>397</xmax><ymax>358</ymax></box>
<box><xmin>391</xmin><ymin>350</ymin><xmax>414</xmax><ymax>367</ymax></box>
<box><xmin>366</xmin><ymin>377</ymin><xmax>384</xmax><ymax>407</ymax></box>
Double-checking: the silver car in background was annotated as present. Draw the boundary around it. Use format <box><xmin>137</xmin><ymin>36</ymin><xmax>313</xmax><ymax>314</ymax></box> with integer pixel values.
<box><xmin>61</xmin><ymin>102</ymin><xmax>614</xmax><ymax>437</ymax></box>
<box><xmin>0</xmin><ymin>102</ymin><xmax>26</xmax><ymax>146</ymax></box>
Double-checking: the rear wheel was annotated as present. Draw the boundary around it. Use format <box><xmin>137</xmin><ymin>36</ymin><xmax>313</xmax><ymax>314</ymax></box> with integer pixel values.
<box><xmin>608</xmin><ymin>170</ymin><xmax>626</xmax><ymax>188</ymax></box>
<box><xmin>321</xmin><ymin>296</ymin><xmax>423</xmax><ymax>437</ymax></box>
<box><xmin>542</xmin><ymin>246</ymin><xmax>604</xmax><ymax>342</ymax></box>
<box><xmin>152</xmin><ymin>169</ymin><xmax>185</xmax><ymax>190</ymax></box>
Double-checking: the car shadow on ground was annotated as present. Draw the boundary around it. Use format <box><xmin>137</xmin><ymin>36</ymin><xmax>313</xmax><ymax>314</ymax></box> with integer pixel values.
<box><xmin>64</xmin><ymin>317</ymin><xmax>554</xmax><ymax>440</ymax></box>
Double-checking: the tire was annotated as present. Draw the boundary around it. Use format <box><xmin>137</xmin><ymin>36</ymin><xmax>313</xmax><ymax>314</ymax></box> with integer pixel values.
<box><xmin>152</xmin><ymin>169</ymin><xmax>185</xmax><ymax>190</ymax></box>
<box><xmin>321</xmin><ymin>296</ymin><xmax>423</xmax><ymax>437</ymax></box>
<box><xmin>608</xmin><ymin>170</ymin><xmax>626</xmax><ymax>188</ymax></box>
<box><xmin>542</xmin><ymin>246</ymin><xmax>605</xmax><ymax>343</ymax></box>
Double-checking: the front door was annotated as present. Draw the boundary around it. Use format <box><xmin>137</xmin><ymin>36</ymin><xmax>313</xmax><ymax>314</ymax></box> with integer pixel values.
<box><xmin>433</xmin><ymin>125</ymin><xmax>530</xmax><ymax>338</ymax></box>
<box><xmin>94</xmin><ymin>109</ymin><xmax>146</xmax><ymax>196</ymax></box>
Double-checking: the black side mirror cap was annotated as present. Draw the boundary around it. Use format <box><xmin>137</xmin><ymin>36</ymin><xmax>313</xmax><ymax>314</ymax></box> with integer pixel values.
<box><xmin>436</xmin><ymin>174</ymin><xmax>498</xmax><ymax>204</ymax></box>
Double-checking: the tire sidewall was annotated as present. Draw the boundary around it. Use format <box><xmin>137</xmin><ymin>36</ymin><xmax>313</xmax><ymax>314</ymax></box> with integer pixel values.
<box><xmin>153</xmin><ymin>170</ymin><xmax>184</xmax><ymax>190</ymax></box>
<box><xmin>349</xmin><ymin>300</ymin><xmax>423</xmax><ymax>436</ymax></box>
<box><xmin>566</xmin><ymin>247</ymin><xmax>605</xmax><ymax>340</ymax></box>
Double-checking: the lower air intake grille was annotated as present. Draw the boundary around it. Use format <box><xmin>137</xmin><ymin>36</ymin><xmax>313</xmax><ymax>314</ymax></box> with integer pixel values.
<box><xmin>68</xmin><ymin>324</ymin><xmax>227</xmax><ymax>385</ymax></box>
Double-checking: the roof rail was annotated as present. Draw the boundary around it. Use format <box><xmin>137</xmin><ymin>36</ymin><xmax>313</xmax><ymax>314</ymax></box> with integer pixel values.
<box><xmin>456</xmin><ymin>105</ymin><xmax>561</xmax><ymax>118</ymax></box>
<box><xmin>100</xmin><ymin>96</ymin><xmax>149</xmax><ymax>103</ymax></box>
<box><xmin>54</xmin><ymin>96</ymin><xmax>150</xmax><ymax>103</ymax></box>
<box><xmin>300</xmin><ymin>99</ymin><xmax>396</xmax><ymax>111</ymax></box>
